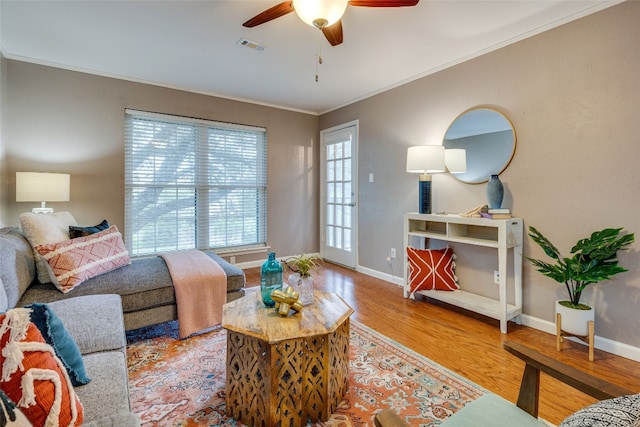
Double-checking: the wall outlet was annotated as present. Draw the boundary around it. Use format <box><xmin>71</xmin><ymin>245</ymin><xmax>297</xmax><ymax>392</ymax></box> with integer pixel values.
<box><xmin>494</xmin><ymin>270</ymin><xmax>500</xmax><ymax>284</ymax></box>
<box><xmin>390</xmin><ymin>248</ymin><xmax>396</xmax><ymax>259</ymax></box>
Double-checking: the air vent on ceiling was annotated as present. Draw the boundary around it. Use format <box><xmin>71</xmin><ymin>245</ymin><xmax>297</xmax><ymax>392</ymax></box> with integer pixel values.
<box><xmin>237</xmin><ymin>38</ymin><xmax>266</xmax><ymax>52</ymax></box>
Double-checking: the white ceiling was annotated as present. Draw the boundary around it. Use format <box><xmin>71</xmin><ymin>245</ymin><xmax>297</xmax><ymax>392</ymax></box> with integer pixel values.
<box><xmin>0</xmin><ymin>0</ymin><xmax>622</xmax><ymax>115</ymax></box>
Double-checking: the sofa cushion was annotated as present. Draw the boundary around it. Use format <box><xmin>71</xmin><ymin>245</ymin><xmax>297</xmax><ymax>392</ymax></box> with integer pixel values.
<box><xmin>0</xmin><ymin>227</ymin><xmax>37</xmax><ymax>311</ymax></box>
<box><xmin>75</xmin><ymin>351</ymin><xmax>132</xmax><ymax>424</ymax></box>
<box><xmin>68</xmin><ymin>219</ymin><xmax>110</xmax><ymax>239</ymax></box>
<box><xmin>0</xmin><ymin>309</ymin><xmax>83</xmax><ymax>427</ymax></box>
<box><xmin>20</xmin><ymin>257</ymin><xmax>175</xmax><ymax>313</ymax></box>
<box><xmin>34</xmin><ymin>226</ymin><xmax>131</xmax><ymax>293</ymax></box>
<box><xmin>19</xmin><ymin>253</ymin><xmax>245</xmax><ymax>317</ymax></box>
<box><xmin>0</xmin><ymin>276</ymin><xmax>7</xmax><ymax>314</ymax></box>
<box><xmin>559</xmin><ymin>393</ymin><xmax>640</xmax><ymax>427</ymax></box>
<box><xmin>440</xmin><ymin>394</ymin><xmax>544</xmax><ymax>427</ymax></box>
<box><xmin>45</xmin><ymin>295</ymin><xmax>127</xmax><ymax>355</ymax></box>
<box><xmin>25</xmin><ymin>303</ymin><xmax>90</xmax><ymax>386</ymax></box>
<box><xmin>82</xmin><ymin>411</ymin><xmax>140</xmax><ymax>427</ymax></box>
<box><xmin>19</xmin><ymin>211</ymin><xmax>77</xmax><ymax>284</ymax></box>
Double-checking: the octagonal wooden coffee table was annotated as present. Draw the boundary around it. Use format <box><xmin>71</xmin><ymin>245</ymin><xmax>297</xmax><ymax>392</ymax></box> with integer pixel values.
<box><xmin>222</xmin><ymin>289</ymin><xmax>353</xmax><ymax>427</ymax></box>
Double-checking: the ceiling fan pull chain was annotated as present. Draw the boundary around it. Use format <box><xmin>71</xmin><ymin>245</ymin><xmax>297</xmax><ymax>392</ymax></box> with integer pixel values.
<box><xmin>315</xmin><ymin>30</ymin><xmax>323</xmax><ymax>82</ymax></box>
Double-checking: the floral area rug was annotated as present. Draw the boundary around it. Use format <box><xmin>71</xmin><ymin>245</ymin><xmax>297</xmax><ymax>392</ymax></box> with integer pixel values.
<box><xmin>126</xmin><ymin>320</ymin><xmax>485</xmax><ymax>426</ymax></box>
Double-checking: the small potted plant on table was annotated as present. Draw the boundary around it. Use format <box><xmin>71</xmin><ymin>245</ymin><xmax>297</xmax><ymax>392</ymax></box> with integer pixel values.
<box><xmin>527</xmin><ymin>226</ymin><xmax>634</xmax><ymax>359</ymax></box>
<box><xmin>283</xmin><ymin>253</ymin><xmax>322</xmax><ymax>306</ymax></box>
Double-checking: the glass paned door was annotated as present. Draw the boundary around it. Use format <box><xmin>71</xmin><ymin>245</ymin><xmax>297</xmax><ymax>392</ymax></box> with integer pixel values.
<box><xmin>321</xmin><ymin>122</ymin><xmax>358</xmax><ymax>268</ymax></box>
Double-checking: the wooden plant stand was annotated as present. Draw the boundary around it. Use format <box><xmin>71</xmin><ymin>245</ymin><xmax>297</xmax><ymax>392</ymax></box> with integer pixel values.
<box><xmin>556</xmin><ymin>312</ymin><xmax>594</xmax><ymax>361</ymax></box>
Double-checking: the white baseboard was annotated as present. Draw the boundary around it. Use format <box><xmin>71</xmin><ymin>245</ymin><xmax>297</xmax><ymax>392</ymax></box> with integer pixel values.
<box><xmin>358</xmin><ymin>265</ymin><xmax>640</xmax><ymax>363</ymax></box>
<box><xmin>356</xmin><ymin>265</ymin><xmax>405</xmax><ymax>286</ymax></box>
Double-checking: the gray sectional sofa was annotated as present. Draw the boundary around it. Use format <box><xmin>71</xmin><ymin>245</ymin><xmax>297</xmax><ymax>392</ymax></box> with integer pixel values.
<box><xmin>2</xmin><ymin>227</ymin><xmax>246</xmax><ymax>331</ymax></box>
<box><xmin>0</xmin><ymin>226</ymin><xmax>247</xmax><ymax>425</ymax></box>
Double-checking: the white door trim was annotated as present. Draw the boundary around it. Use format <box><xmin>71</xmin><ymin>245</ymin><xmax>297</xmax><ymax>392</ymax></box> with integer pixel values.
<box><xmin>320</xmin><ymin>120</ymin><xmax>359</xmax><ymax>269</ymax></box>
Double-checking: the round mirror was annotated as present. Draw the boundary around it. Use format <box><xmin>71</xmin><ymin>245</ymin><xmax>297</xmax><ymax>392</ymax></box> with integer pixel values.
<box><xmin>443</xmin><ymin>108</ymin><xmax>516</xmax><ymax>184</ymax></box>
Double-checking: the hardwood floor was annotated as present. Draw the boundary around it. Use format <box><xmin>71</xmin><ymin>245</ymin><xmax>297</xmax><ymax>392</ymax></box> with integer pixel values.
<box><xmin>244</xmin><ymin>262</ymin><xmax>640</xmax><ymax>425</ymax></box>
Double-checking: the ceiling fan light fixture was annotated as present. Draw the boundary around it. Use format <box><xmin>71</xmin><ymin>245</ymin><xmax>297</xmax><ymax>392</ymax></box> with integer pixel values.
<box><xmin>292</xmin><ymin>0</ymin><xmax>349</xmax><ymax>29</ymax></box>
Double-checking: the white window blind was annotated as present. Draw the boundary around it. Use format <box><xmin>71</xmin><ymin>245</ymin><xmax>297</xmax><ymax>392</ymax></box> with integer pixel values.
<box><xmin>124</xmin><ymin>109</ymin><xmax>267</xmax><ymax>256</ymax></box>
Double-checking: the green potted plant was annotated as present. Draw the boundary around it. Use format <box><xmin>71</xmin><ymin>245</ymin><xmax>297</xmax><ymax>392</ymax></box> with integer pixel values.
<box><xmin>283</xmin><ymin>253</ymin><xmax>323</xmax><ymax>305</ymax></box>
<box><xmin>527</xmin><ymin>226</ymin><xmax>634</xmax><ymax>335</ymax></box>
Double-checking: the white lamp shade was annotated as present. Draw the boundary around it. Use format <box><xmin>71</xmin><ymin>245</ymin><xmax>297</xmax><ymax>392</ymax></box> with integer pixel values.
<box><xmin>293</xmin><ymin>0</ymin><xmax>349</xmax><ymax>28</ymax></box>
<box><xmin>16</xmin><ymin>172</ymin><xmax>70</xmax><ymax>202</ymax></box>
<box><xmin>406</xmin><ymin>145</ymin><xmax>446</xmax><ymax>174</ymax></box>
<box><xmin>445</xmin><ymin>149</ymin><xmax>467</xmax><ymax>174</ymax></box>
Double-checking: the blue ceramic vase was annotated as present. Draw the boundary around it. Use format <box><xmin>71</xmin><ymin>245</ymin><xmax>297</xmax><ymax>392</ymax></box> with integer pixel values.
<box><xmin>486</xmin><ymin>175</ymin><xmax>504</xmax><ymax>209</ymax></box>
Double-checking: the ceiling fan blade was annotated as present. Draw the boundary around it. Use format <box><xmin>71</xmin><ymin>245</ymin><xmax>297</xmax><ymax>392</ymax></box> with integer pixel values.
<box><xmin>243</xmin><ymin>1</ymin><xmax>294</xmax><ymax>28</ymax></box>
<box><xmin>322</xmin><ymin>20</ymin><xmax>344</xmax><ymax>46</ymax></box>
<box><xmin>349</xmin><ymin>0</ymin><xmax>419</xmax><ymax>7</ymax></box>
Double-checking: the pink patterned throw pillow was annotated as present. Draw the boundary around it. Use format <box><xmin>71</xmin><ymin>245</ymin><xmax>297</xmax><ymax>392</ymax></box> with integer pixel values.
<box><xmin>35</xmin><ymin>225</ymin><xmax>131</xmax><ymax>293</ymax></box>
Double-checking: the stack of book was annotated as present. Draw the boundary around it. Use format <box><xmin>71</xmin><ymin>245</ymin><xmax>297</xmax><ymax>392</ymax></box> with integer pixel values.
<box><xmin>480</xmin><ymin>208</ymin><xmax>512</xmax><ymax>219</ymax></box>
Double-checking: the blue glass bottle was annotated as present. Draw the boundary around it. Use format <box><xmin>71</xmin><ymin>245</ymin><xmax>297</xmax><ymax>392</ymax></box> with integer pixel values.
<box><xmin>260</xmin><ymin>252</ymin><xmax>283</xmax><ymax>307</ymax></box>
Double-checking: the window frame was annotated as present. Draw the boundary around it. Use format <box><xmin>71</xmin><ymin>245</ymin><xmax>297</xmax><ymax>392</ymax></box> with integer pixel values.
<box><xmin>124</xmin><ymin>109</ymin><xmax>267</xmax><ymax>257</ymax></box>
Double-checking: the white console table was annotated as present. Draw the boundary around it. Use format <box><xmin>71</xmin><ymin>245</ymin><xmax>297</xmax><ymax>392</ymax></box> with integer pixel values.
<box><xmin>403</xmin><ymin>213</ymin><xmax>523</xmax><ymax>333</ymax></box>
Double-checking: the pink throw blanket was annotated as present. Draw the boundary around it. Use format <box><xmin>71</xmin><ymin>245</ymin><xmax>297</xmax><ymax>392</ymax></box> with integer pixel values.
<box><xmin>160</xmin><ymin>250</ymin><xmax>227</xmax><ymax>338</ymax></box>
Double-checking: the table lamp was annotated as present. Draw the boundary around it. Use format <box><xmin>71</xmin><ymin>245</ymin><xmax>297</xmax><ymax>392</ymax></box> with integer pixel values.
<box><xmin>16</xmin><ymin>172</ymin><xmax>70</xmax><ymax>213</ymax></box>
<box><xmin>406</xmin><ymin>145</ymin><xmax>445</xmax><ymax>214</ymax></box>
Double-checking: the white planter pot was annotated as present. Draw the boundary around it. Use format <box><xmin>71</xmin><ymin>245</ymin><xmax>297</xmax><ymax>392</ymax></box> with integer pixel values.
<box><xmin>297</xmin><ymin>276</ymin><xmax>315</xmax><ymax>306</ymax></box>
<box><xmin>556</xmin><ymin>300</ymin><xmax>595</xmax><ymax>336</ymax></box>
<box><xmin>287</xmin><ymin>273</ymin><xmax>315</xmax><ymax>305</ymax></box>
<box><xmin>287</xmin><ymin>273</ymin><xmax>301</xmax><ymax>289</ymax></box>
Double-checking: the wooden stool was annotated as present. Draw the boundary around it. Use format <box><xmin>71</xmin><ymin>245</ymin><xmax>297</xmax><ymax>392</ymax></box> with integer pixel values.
<box><xmin>556</xmin><ymin>312</ymin><xmax>594</xmax><ymax>361</ymax></box>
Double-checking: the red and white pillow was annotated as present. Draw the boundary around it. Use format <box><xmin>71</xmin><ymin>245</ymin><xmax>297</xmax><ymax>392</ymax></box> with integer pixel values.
<box><xmin>35</xmin><ymin>226</ymin><xmax>131</xmax><ymax>293</ymax></box>
<box><xmin>0</xmin><ymin>309</ymin><xmax>83</xmax><ymax>427</ymax></box>
<box><xmin>407</xmin><ymin>247</ymin><xmax>459</xmax><ymax>296</ymax></box>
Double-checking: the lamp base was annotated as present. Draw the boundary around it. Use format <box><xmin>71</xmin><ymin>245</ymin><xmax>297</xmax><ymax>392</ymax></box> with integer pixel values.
<box><xmin>419</xmin><ymin>175</ymin><xmax>432</xmax><ymax>214</ymax></box>
<box><xmin>31</xmin><ymin>207</ymin><xmax>54</xmax><ymax>214</ymax></box>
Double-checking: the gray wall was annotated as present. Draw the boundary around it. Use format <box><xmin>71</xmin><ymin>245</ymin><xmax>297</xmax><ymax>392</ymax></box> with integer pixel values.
<box><xmin>2</xmin><ymin>61</ymin><xmax>320</xmax><ymax>263</ymax></box>
<box><xmin>320</xmin><ymin>1</ymin><xmax>640</xmax><ymax>348</ymax></box>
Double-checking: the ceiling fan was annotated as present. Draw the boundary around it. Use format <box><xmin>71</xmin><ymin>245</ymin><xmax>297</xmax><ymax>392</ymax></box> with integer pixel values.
<box><xmin>243</xmin><ymin>0</ymin><xmax>420</xmax><ymax>46</ymax></box>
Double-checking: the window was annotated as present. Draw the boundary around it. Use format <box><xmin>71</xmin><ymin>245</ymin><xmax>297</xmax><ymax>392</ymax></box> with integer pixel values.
<box><xmin>124</xmin><ymin>109</ymin><xmax>267</xmax><ymax>256</ymax></box>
